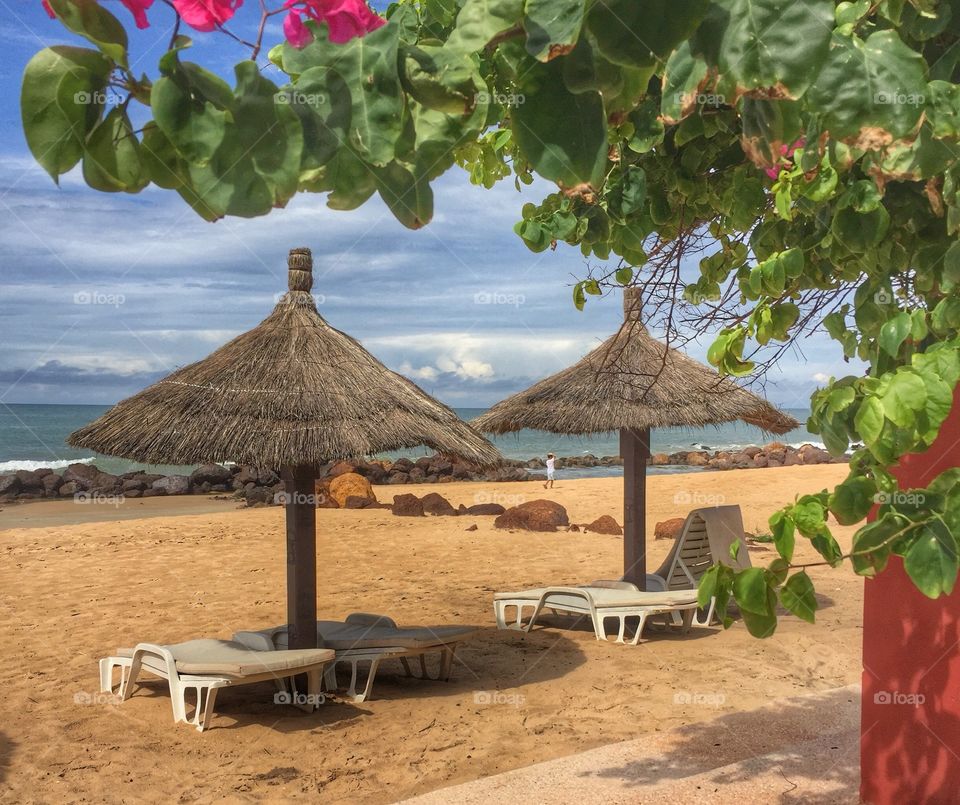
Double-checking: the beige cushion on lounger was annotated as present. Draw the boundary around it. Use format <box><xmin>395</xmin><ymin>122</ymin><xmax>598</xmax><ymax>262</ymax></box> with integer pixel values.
<box><xmin>494</xmin><ymin>586</ymin><xmax>699</xmax><ymax>609</ymax></box>
<box><xmin>115</xmin><ymin>639</ymin><xmax>334</xmax><ymax>677</ymax></box>
<box><xmin>248</xmin><ymin>615</ymin><xmax>479</xmax><ymax>652</ymax></box>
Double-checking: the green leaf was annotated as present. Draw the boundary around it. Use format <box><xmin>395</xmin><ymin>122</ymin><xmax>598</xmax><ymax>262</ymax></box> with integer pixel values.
<box><xmin>447</xmin><ymin>0</ymin><xmax>525</xmax><ymax>51</ymax></box>
<box><xmin>829</xmin><ymin>476</ymin><xmax>877</xmax><ymax>525</ymax></box>
<box><xmin>513</xmin><ymin>58</ymin><xmax>607</xmax><ymax>187</ymax></box>
<box><xmin>769</xmin><ymin>510</ymin><xmax>796</xmax><ymax>562</ymax></box>
<box><xmin>831</xmin><ymin>205</ymin><xmax>890</xmax><ymax>254</ymax></box>
<box><xmin>287</xmin><ymin>67</ymin><xmax>352</xmax><ymax>175</ymax></box>
<box><xmin>151</xmin><ymin>66</ymin><xmax>230</xmax><ymax>166</ymax></box>
<box><xmin>808</xmin><ymin>30</ymin><xmax>927</xmax><ymax>142</ymax></box>
<box><xmin>879</xmin><ymin>311</ymin><xmax>912</xmax><ymax>357</ymax></box>
<box><xmin>904</xmin><ymin>520</ymin><xmax>959</xmax><ymax>598</ymax></box>
<box><xmin>793</xmin><ymin>498</ymin><xmax>827</xmax><ymax>537</ymax></box>
<box><xmin>695</xmin><ymin>0</ymin><xmax>834</xmax><ymax>98</ymax></box>
<box><xmin>82</xmin><ymin>107</ymin><xmax>148</xmax><ymax>193</ymax></box>
<box><xmin>587</xmin><ymin>0</ymin><xmax>709</xmax><ymax>68</ymax></box>
<box><xmin>882</xmin><ymin>371</ymin><xmax>927</xmax><ymax>427</ymax></box>
<box><xmin>855</xmin><ymin>396</ymin><xmax>886</xmax><ymax>446</ymax></box>
<box><xmin>20</xmin><ymin>46</ymin><xmax>112</xmax><ymax>181</ymax></box>
<box><xmin>375</xmin><ymin>161</ymin><xmax>434</xmax><ymax>229</ymax></box>
<box><xmin>524</xmin><ymin>0</ymin><xmax>585</xmax><ymax>61</ymax></box>
<box><xmin>573</xmin><ymin>282</ymin><xmax>587</xmax><ymax>310</ymax></box>
<box><xmin>47</xmin><ymin>0</ymin><xmax>128</xmax><ymax>66</ymax></box>
<box><xmin>697</xmin><ymin>564</ymin><xmax>720</xmax><ymax>608</ymax></box>
<box><xmin>732</xmin><ymin>567</ymin><xmax>772</xmax><ymax>615</ymax></box>
<box><xmin>660</xmin><ymin>42</ymin><xmax>708</xmax><ymax>124</ymax></box>
<box><xmin>780</xmin><ymin>571</ymin><xmax>818</xmax><ymax>623</ymax></box>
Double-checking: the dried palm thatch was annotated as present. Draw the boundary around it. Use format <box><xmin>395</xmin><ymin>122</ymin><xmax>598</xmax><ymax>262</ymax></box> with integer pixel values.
<box><xmin>473</xmin><ymin>289</ymin><xmax>799</xmax><ymax>437</ymax></box>
<box><xmin>69</xmin><ymin>248</ymin><xmax>501</xmax><ymax>469</ymax></box>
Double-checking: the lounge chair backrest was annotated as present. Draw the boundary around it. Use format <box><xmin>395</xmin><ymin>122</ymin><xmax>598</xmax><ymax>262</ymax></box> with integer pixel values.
<box><xmin>654</xmin><ymin>505</ymin><xmax>750</xmax><ymax>590</ymax></box>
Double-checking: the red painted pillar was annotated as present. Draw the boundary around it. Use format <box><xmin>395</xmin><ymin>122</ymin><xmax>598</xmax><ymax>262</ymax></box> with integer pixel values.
<box><xmin>861</xmin><ymin>387</ymin><xmax>960</xmax><ymax>804</ymax></box>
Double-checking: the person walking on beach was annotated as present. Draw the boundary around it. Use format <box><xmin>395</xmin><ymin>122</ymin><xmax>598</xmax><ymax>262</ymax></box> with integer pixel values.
<box><xmin>544</xmin><ymin>453</ymin><xmax>556</xmax><ymax>489</ymax></box>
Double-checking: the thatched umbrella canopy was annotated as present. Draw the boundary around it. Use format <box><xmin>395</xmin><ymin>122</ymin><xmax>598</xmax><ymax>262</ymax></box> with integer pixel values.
<box><xmin>472</xmin><ymin>288</ymin><xmax>799</xmax><ymax>589</ymax></box>
<box><xmin>70</xmin><ymin>247</ymin><xmax>501</xmax><ymax>648</ymax></box>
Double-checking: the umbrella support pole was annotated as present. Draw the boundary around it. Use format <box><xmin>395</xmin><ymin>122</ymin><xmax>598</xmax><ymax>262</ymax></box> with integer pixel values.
<box><xmin>283</xmin><ymin>467</ymin><xmax>318</xmax><ymax>650</ymax></box>
<box><xmin>621</xmin><ymin>427</ymin><xmax>649</xmax><ymax>591</ymax></box>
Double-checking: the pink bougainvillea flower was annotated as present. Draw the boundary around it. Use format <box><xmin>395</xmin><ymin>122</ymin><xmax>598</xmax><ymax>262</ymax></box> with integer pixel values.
<box><xmin>283</xmin><ymin>0</ymin><xmax>385</xmax><ymax>48</ymax></box>
<box><xmin>283</xmin><ymin>9</ymin><xmax>312</xmax><ymax>48</ymax></box>
<box><xmin>172</xmin><ymin>0</ymin><xmax>243</xmax><ymax>33</ymax></box>
<box><xmin>120</xmin><ymin>0</ymin><xmax>154</xmax><ymax>29</ymax></box>
<box><xmin>764</xmin><ymin>137</ymin><xmax>806</xmax><ymax>180</ymax></box>
<box><xmin>43</xmin><ymin>0</ymin><xmax>153</xmax><ymax>29</ymax></box>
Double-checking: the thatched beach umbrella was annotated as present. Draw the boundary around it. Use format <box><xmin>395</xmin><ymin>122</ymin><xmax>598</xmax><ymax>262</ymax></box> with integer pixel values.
<box><xmin>70</xmin><ymin>247</ymin><xmax>501</xmax><ymax>648</ymax></box>
<box><xmin>472</xmin><ymin>288</ymin><xmax>798</xmax><ymax>590</ymax></box>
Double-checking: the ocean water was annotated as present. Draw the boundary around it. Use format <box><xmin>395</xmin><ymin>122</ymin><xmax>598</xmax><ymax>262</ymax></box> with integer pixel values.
<box><xmin>0</xmin><ymin>403</ymin><xmax>817</xmax><ymax>479</ymax></box>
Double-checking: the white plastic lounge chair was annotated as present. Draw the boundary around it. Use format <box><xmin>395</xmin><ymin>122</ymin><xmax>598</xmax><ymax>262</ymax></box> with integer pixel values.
<box><xmin>99</xmin><ymin>639</ymin><xmax>335</xmax><ymax>731</ymax></box>
<box><xmin>494</xmin><ymin>583</ymin><xmax>700</xmax><ymax>644</ymax></box>
<box><xmin>494</xmin><ymin>506</ymin><xmax>751</xmax><ymax>640</ymax></box>
<box><xmin>235</xmin><ymin>613</ymin><xmax>478</xmax><ymax>703</ymax></box>
<box><xmin>642</xmin><ymin>505</ymin><xmax>751</xmax><ymax>625</ymax></box>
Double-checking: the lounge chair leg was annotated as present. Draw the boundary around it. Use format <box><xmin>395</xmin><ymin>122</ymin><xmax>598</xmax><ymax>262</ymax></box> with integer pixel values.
<box><xmin>630</xmin><ymin>613</ymin><xmax>649</xmax><ymax>646</ymax></box>
<box><xmin>122</xmin><ymin>655</ymin><xmax>144</xmax><ymax>702</ymax></box>
<box><xmin>439</xmin><ymin>647</ymin><xmax>455</xmax><ymax>682</ymax></box>
<box><xmin>680</xmin><ymin>608</ymin><xmax>695</xmax><ymax>634</ymax></box>
<box><xmin>615</xmin><ymin>616</ymin><xmax>627</xmax><ymax>644</ymax></box>
<box><xmin>197</xmin><ymin>685</ymin><xmax>219</xmax><ymax>731</ymax></box>
<box><xmin>400</xmin><ymin>657</ymin><xmax>414</xmax><ymax>678</ymax></box>
<box><xmin>354</xmin><ymin>658</ymin><xmax>380</xmax><ymax>703</ymax></box>
<box><xmin>494</xmin><ymin>601</ymin><xmax>507</xmax><ymax>629</ymax></box>
<box><xmin>99</xmin><ymin>657</ymin><xmax>127</xmax><ymax>695</ymax></box>
<box><xmin>419</xmin><ymin>654</ymin><xmax>430</xmax><ymax>679</ymax></box>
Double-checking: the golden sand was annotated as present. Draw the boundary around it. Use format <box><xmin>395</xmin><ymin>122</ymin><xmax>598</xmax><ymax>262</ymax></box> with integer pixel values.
<box><xmin>0</xmin><ymin>465</ymin><xmax>861</xmax><ymax>803</ymax></box>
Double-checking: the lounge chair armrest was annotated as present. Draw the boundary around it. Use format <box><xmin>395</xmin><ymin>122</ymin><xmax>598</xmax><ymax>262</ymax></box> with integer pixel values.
<box><xmin>644</xmin><ymin>574</ymin><xmax>667</xmax><ymax>592</ymax></box>
<box><xmin>130</xmin><ymin>642</ymin><xmax>179</xmax><ymax>679</ymax></box>
<box><xmin>232</xmin><ymin>631</ymin><xmax>277</xmax><ymax>652</ymax></box>
<box><xmin>345</xmin><ymin>612</ymin><xmax>398</xmax><ymax>629</ymax></box>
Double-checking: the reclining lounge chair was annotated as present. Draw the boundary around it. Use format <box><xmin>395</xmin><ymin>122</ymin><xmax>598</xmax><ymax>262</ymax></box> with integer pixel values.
<box><xmin>235</xmin><ymin>613</ymin><xmax>478</xmax><ymax>703</ymax></box>
<box><xmin>493</xmin><ymin>505</ymin><xmax>751</xmax><ymax>642</ymax></box>
<box><xmin>100</xmin><ymin>639</ymin><xmax>335</xmax><ymax>731</ymax></box>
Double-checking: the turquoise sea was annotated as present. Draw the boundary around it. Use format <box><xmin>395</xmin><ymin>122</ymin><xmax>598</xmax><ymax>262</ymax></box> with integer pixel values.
<box><xmin>0</xmin><ymin>404</ymin><xmax>817</xmax><ymax>479</ymax></box>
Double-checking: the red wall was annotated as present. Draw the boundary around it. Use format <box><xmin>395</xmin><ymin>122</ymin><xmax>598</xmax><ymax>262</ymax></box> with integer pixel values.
<box><xmin>861</xmin><ymin>388</ymin><xmax>960</xmax><ymax>804</ymax></box>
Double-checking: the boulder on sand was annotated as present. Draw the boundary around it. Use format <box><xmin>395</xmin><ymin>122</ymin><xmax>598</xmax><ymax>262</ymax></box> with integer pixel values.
<box><xmin>584</xmin><ymin>515</ymin><xmax>623</xmax><ymax>535</ymax></box>
<box><xmin>420</xmin><ymin>492</ymin><xmax>457</xmax><ymax>516</ymax></box>
<box><xmin>392</xmin><ymin>493</ymin><xmax>424</xmax><ymax>517</ymax></box>
<box><xmin>190</xmin><ymin>463</ymin><xmax>232</xmax><ymax>486</ymax></box>
<box><xmin>655</xmin><ymin>517</ymin><xmax>685</xmax><ymax>540</ymax></box>
<box><xmin>460</xmin><ymin>502</ymin><xmax>506</xmax><ymax>516</ymax></box>
<box><xmin>494</xmin><ymin>500</ymin><xmax>569</xmax><ymax>532</ymax></box>
<box><xmin>152</xmin><ymin>475</ymin><xmax>191</xmax><ymax>495</ymax></box>
<box><xmin>328</xmin><ymin>472</ymin><xmax>376</xmax><ymax>508</ymax></box>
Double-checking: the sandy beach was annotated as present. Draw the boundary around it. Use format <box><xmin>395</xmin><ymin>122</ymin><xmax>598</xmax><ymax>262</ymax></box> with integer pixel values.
<box><xmin>0</xmin><ymin>465</ymin><xmax>862</xmax><ymax>803</ymax></box>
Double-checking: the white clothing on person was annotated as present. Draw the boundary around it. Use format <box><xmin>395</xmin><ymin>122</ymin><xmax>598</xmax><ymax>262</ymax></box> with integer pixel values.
<box><xmin>546</xmin><ymin>457</ymin><xmax>555</xmax><ymax>480</ymax></box>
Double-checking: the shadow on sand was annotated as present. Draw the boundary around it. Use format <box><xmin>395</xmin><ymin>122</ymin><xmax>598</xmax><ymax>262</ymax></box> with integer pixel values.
<box><xmin>0</xmin><ymin>730</ymin><xmax>12</xmax><ymax>784</ymax></box>
<box><xmin>587</xmin><ymin>686</ymin><xmax>860</xmax><ymax>803</ymax></box>
<box><xmin>120</xmin><ymin>625</ymin><xmax>586</xmax><ymax>731</ymax></box>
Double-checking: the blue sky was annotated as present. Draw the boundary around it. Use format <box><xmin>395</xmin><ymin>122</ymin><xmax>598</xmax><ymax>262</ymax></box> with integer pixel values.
<box><xmin>0</xmin><ymin>1</ymin><xmax>848</xmax><ymax>409</ymax></box>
